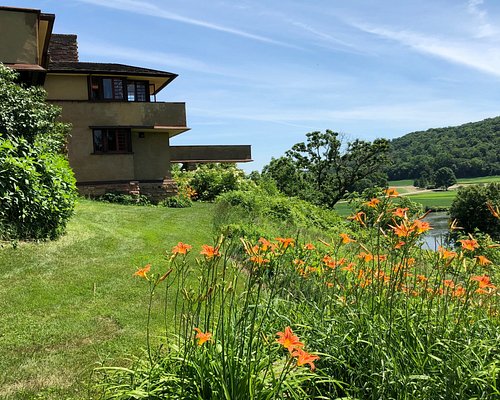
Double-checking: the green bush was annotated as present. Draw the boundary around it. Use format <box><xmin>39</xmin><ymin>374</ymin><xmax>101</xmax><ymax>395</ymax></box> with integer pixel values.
<box><xmin>173</xmin><ymin>163</ymin><xmax>250</xmax><ymax>201</ymax></box>
<box><xmin>215</xmin><ymin>188</ymin><xmax>345</xmax><ymax>241</ymax></box>
<box><xmin>0</xmin><ymin>64</ymin><xmax>76</xmax><ymax>240</ymax></box>
<box><xmin>97</xmin><ymin>192</ymin><xmax>152</xmax><ymax>206</ymax></box>
<box><xmin>159</xmin><ymin>194</ymin><xmax>192</xmax><ymax>208</ymax></box>
<box><xmin>450</xmin><ymin>183</ymin><xmax>500</xmax><ymax>241</ymax></box>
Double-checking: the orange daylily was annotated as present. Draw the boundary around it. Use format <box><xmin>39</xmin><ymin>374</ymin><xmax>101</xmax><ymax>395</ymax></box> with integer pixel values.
<box><xmin>339</xmin><ymin>233</ymin><xmax>355</xmax><ymax>244</ymax></box>
<box><xmin>276</xmin><ymin>326</ymin><xmax>304</xmax><ymax>353</ymax></box>
<box><xmin>475</xmin><ymin>255</ymin><xmax>492</xmax><ymax>266</ymax></box>
<box><xmin>366</xmin><ymin>198</ymin><xmax>381</xmax><ymax>208</ymax></box>
<box><xmin>304</xmin><ymin>243</ymin><xmax>316</xmax><ymax>250</ymax></box>
<box><xmin>133</xmin><ymin>264</ymin><xmax>151</xmax><ymax>280</ymax></box>
<box><xmin>276</xmin><ymin>237</ymin><xmax>295</xmax><ymax>249</ymax></box>
<box><xmin>342</xmin><ymin>262</ymin><xmax>356</xmax><ymax>272</ymax></box>
<box><xmin>471</xmin><ymin>275</ymin><xmax>496</xmax><ymax>289</ymax></box>
<box><xmin>453</xmin><ymin>286</ymin><xmax>466</xmax><ymax>298</ymax></box>
<box><xmin>487</xmin><ymin>202</ymin><xmax>499</xmax><ymax>219</ymax></box>
<box><xmin>390</xmin><ymin>221</ymin><xmax>414</xmax><ymax>237</ymax></box>
<box><xmin>171</xmin><ymin>242</ymin><xmax>192</xmax><ymax>255</ymax></box>
<box><xmin>249</xmin><ymin>255</ymin><xmax>270</xmax><ymax>265</ymax></box>
<box><xmin>258</xmin><ymin>237</ymin><xmax>272</xmax><ymax>251</ymax></box>
<box><xmin>393</xmin><ymin>207</ymin><xmax>409</xmax><ymax>218</ymax></box>
<box><xmin>200</xmin><ymin>245</ymin><xmax>220</xmax><ymax>258</ymax></box>
<box><xmin>348</xmin><ymin>211</ymin><xmax>366</xmax><ymax>226</ymax></box>
<box><xmin>194</xmin><ymin>328</ymin><xmax>212</xmax><ymax>346</ymax></box>
<box><xmin>394</xmin><ymin>241</ymin><xmax>406</xmax><ymax>249</ymax></box>
<box><xmin>385</xmin><ymin>188</ymin><xmax>399</xmax><ymax>197</ymax></box>
<box><xmin>357</xmin><ymin>252</ymin><xmax>374</xmax><ymax>262</ymax></box>
<box><xmin>438</xmin><ymin>246</ymin><xmax>457</xmax><ymax>260</ymax></box>
<box><xmin>412</xmin><ymin>219</ymin><xmax>432</xmax><ymax>234</ymax></box>
<box><xmin>459</xmin><ymin>239</ymin><xmax>479</xmax><ymax>252</ymax></box>
<box><xmin>292</xmin><ymin>348</ymin><xmax>320</xmax><ymax>371</ymax></box>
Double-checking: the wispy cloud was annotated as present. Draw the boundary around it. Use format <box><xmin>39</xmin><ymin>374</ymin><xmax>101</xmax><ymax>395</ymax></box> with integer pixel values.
<box><xmin>351</xmin><ymin>23</ymin><xmax>500</xmax><ymax>78</ymax></box>
<box><xmin>76</xmin><ymin>0</ymin><xmax>297</xmax><ymax>48</ymax></box>
<box><xmin>467</xmin><ymin>0</ymin><xmax>496</xmax><ymax>37</ymax></box>
<box><xmin>77</xmin><ymin>41</ymin><xmax>234</xmax><ymax>76</ymax></box>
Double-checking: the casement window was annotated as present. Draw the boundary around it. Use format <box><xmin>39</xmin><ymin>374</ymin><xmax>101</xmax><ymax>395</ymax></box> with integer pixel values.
<box><xmin>127</xmin><ymin>80</ymin><xmax>148</xmax><ymax>102</ymax></box>
<box><xmin>90</xmin><ymin>77</ymin><xmax>149</xmax><ymax>102</ymax></box>
<box><xmin>92</xmin><ymin>128</ymin><xmax>132</xmax><ymax>153</ymax></box>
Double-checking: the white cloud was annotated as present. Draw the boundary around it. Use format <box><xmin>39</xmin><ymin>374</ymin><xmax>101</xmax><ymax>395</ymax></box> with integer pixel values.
<box><xmin>467</xmin><ymin>0</ymin><xmax>497</xmax><ymax>37</ymax></box>
<box><xmin>76</xmin><ymin>0</ymin><xmax>298</xmax><ymax>48</ymax></box>
<box><xmin>351</xmin><ymin>23</ymin><xmax>500</xmax><ymax>78</ymax></box>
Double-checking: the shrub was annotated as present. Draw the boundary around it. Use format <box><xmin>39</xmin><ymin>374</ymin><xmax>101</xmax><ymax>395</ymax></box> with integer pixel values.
<box><xmin>97</xmin><ymin>192</ymin><xmax>152</xmax><ymax>206</ymax></box>
<box><xmin>159</xmin><ymin>194</ymin><xmax>192</xmax><ymax>208</ymax></box>
<box><xmin>450</xmin><ymin>183</ymin><xmax>500</xmax><ymax>241</ymax></box>
<box><xmin>173</xmin><ymin>163</ymin><xmax>250</xmax><ymax>201</ymax></box>
<box><xmin>215</xmin><ymin>188</ymin><xmax>345</xmax><ymax>241</ymax></box>
<box><xmin>0</xmin><ymin>64</ymin><xmax>77</xmax><ymax>240</ymax></box>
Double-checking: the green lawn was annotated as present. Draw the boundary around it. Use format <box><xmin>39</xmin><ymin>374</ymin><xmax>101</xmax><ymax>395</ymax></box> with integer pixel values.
<box><xmin>388</xmin><ymin>179</ymin><xmax>414</xmax><ymax>186</ymax></box>
<box><xmin>406</xmin><ymin>190</ymin><xmax>457</xmax><ymax>208</ymax></box>
<box><xmin>457</xmin><ymin>175</ymin><xmax>500</xmax><ymax>184</ymax></box>
<box><xmin>0</xmin><ymin>200</ymin><xmax>216</xmax><ymax>399</ymax></box>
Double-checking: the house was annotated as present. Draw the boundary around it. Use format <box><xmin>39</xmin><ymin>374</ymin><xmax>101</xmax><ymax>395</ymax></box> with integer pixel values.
<box><xmin>0</xmin><ymin>6</ymin><xmax>252</xmax><ymax>200</ymax></box>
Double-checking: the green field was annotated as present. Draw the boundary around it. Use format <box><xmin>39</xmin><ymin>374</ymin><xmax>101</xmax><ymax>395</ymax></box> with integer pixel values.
<box><xmin>405</xmin><ymin>190</ymin><xmax>457</xmax><ymax>209</ymax></box>
<box><xmin>0</xmin><ymin>200</ymin><xmax>215</xmax><ymax>399</ymax></box>
<box><xmin>389</xmin><ymin>175</ymin><xmax>500</xmax><ymax>187</ymax></box>
<box><xmin>457</xmin><ymin>175</ymin><xmax>500</xmax><ymax>184</ymax></box>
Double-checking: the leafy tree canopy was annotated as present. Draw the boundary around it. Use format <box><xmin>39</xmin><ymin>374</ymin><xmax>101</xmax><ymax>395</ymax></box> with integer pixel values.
<box><xmin>263</xmin><ymin>130</ymin><xmax>390</xmax><ymax>207</ymax></box>
<box><xmin>388</xmin><ymin>117</ymin><xmax>500</xmax><ymax>180</ymax></box>
<box><xmin>434</xmin><ymin>167</ymin><xmax>457</xmax><ymax>190</ymax></box>
<box><xmin>450</xmin><ymin>183</ymin><xmax>500</xmax><ymax>241</ymax></box>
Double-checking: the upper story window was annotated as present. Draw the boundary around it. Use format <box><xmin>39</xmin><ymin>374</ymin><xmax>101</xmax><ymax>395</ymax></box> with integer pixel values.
<box><xmin>90</xmin><ymin>77</ymin><xmax>150</xmax><ymax>102</ymax></box>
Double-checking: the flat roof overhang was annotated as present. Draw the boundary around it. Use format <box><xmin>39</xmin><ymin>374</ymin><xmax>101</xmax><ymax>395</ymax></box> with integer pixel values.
<box><xmin>170</xmin><ymin>145</ymin><xmax>252</xmax><ymax>163</ymax></box>
<box><xmin>89</xmin><ymin>125</ymin><xmax>190</xmax><ymax>138</ymax></box>
<box><xmin>132</xmin><ymin>126</ymin><xmax>190</xmax><ymax>138</ymax></box>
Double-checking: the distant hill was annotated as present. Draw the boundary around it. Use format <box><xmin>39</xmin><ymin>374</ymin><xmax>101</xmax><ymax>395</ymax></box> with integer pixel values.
<box><xmin>387</xmin><ymin>116</ymin><xmax>500</xmax><ymax>180</ymax></box>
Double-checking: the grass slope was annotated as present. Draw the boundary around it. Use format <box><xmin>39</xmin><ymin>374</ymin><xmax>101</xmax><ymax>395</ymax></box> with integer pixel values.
<box><xmin>0</xmin><ymin>200</ymin><xmax>215</xmax><ymax>399</ymax></box>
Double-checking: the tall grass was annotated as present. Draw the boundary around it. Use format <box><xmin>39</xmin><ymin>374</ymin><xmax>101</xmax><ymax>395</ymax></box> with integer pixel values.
<box><xmin>96</xmin><ymin>191</ymin><xmax>500</xmax><ymax>399</ymax></box>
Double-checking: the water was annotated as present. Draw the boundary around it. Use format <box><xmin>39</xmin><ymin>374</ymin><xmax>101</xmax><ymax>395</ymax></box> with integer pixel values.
<box><xmin>421</xmin><ymin>211</ymin><xmax>450</xmax><ymax>250</ymax></box>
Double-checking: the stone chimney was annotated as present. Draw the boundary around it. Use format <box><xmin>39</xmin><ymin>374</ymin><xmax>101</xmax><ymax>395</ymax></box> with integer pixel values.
<box><xmin>48</xmin><ymin>34</ymin><xmax>78</xmax><ymax>63</ymax></box>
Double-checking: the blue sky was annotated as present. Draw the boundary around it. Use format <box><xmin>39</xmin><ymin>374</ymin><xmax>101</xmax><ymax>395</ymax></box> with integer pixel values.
<box><xmin>6</xmin><ymin>0</ymin><xmax>500</xmax><ymax>171</ymax></box>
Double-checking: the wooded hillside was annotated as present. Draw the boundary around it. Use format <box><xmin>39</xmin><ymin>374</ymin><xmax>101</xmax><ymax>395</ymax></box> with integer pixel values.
<box><xmin>387</xmin><ymin>116</ymin><xmax>500</xmax><ymax>180</ymax></box>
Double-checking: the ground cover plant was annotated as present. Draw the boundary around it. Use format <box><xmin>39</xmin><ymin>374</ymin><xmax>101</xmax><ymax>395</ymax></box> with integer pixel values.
<box><xmin>0</xmin><ymin>199</ymin><xmax>215</xmax><ymax>399</ymax></box>
<box><xmin>97</xmin><ymin>189</ymin><xmax>500</xmax><ymax>399</ymax></box>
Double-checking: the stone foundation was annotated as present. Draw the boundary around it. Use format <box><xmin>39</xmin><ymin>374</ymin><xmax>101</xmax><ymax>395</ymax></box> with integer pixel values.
<box><xmin>77</xmin><ymin>179</ymin><xmax>178</xmax><ymax>203</ymax></box>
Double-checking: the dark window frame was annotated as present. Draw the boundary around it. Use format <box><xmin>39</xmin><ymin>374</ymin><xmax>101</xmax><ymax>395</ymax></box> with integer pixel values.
<box><xmin>89</xmin><ymin>76</ymin><xmax>150</xmax><ymax>102</ymax></box>
<box><xmin>92</xmin><ymin>128</ymin><xmax>132</xmax><ymax>154</ymax></box>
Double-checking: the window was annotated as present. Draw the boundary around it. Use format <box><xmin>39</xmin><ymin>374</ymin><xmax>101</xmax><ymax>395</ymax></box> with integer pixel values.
<box><xmin>93</xmin><ymin>128</ymin><xmax>132</xmax><ymax>153</ymax></box>
<box><xmin>90</xmin><ymin>77</ymin><xmax>149</xmax><ymax>102</ymax></box>
<box><xmin>127</xmin><ymin>81</ymin><xmax>148</xmax><ymax>102</ymax></box>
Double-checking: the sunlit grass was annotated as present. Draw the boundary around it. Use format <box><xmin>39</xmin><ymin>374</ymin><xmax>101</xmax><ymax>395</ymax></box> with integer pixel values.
<box><xmin>0</xmin><ymin>199</ymin><xmax>215</xmax><ymax>399</ymax></box>
<box><xmin>406</xmin><ymin>190</ymin><xmax>457</xmax><ymax>209</ymax></box>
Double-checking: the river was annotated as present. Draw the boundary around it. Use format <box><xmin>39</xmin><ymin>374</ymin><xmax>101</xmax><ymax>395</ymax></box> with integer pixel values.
<box><xmin>421</xmin><ymin>211</ymin><xmax>450</xmax><ymax>250</ymax></box>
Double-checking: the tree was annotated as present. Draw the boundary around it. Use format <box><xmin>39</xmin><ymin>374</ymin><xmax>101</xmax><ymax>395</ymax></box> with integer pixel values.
<box><xmin>450</xmin><ymin>183</ymin><xmax>500</xmax><ymax>241</ymax></box>
<box><xmin>264</xmin><ymin>130</ymin><xmax>390</xmax><ymax>207</ymax></box>
<box><xmin>434</xmin><ymin>167</ymin><xmax>456</xmax><ymax>190</ymax></box>
<box><xmin>261</xmin><ymin>156</ymin><xmax>307</xmax><ymax>198</ymax></box>
<box><xmin>0</xmin><ymin>64</ymin><xmax>77</xmax><ymax>240</ymax></box>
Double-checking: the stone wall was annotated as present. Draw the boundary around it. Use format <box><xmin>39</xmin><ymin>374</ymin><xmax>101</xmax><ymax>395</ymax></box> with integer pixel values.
<box><xmin>77</xmin><ymin>179</ymin><xmax>178</xmax><ymax>203</ymax></box>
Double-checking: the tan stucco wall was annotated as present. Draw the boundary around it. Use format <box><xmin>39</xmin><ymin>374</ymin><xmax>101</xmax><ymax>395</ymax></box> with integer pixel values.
<box><xmin>132</xmin><ymin>132</ymin><xmax>171</xmax><ymax>180</ymax></box>
<box><xmin>66</xmin><ymin>125</ymin><xmax>135</xmax><ymax>182</ymax></box>
<box><xmin>45</xmin><ymin>75</ymin><xmax>88</xmax><ymax>100</ymax></box>
<box><xmin>0</xmin><ymin>10</ymin><xmax>38</xmax><ymax>64</ymax></box>
<box><xmin>51</xmin><ymin>100</ymin><xmax>187</xmax><ymax>127</ymax></box>
<box><xmin>51</xmin><ymin>101</ymin><xmax>186</xmax><ymax>182</ymax></box>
